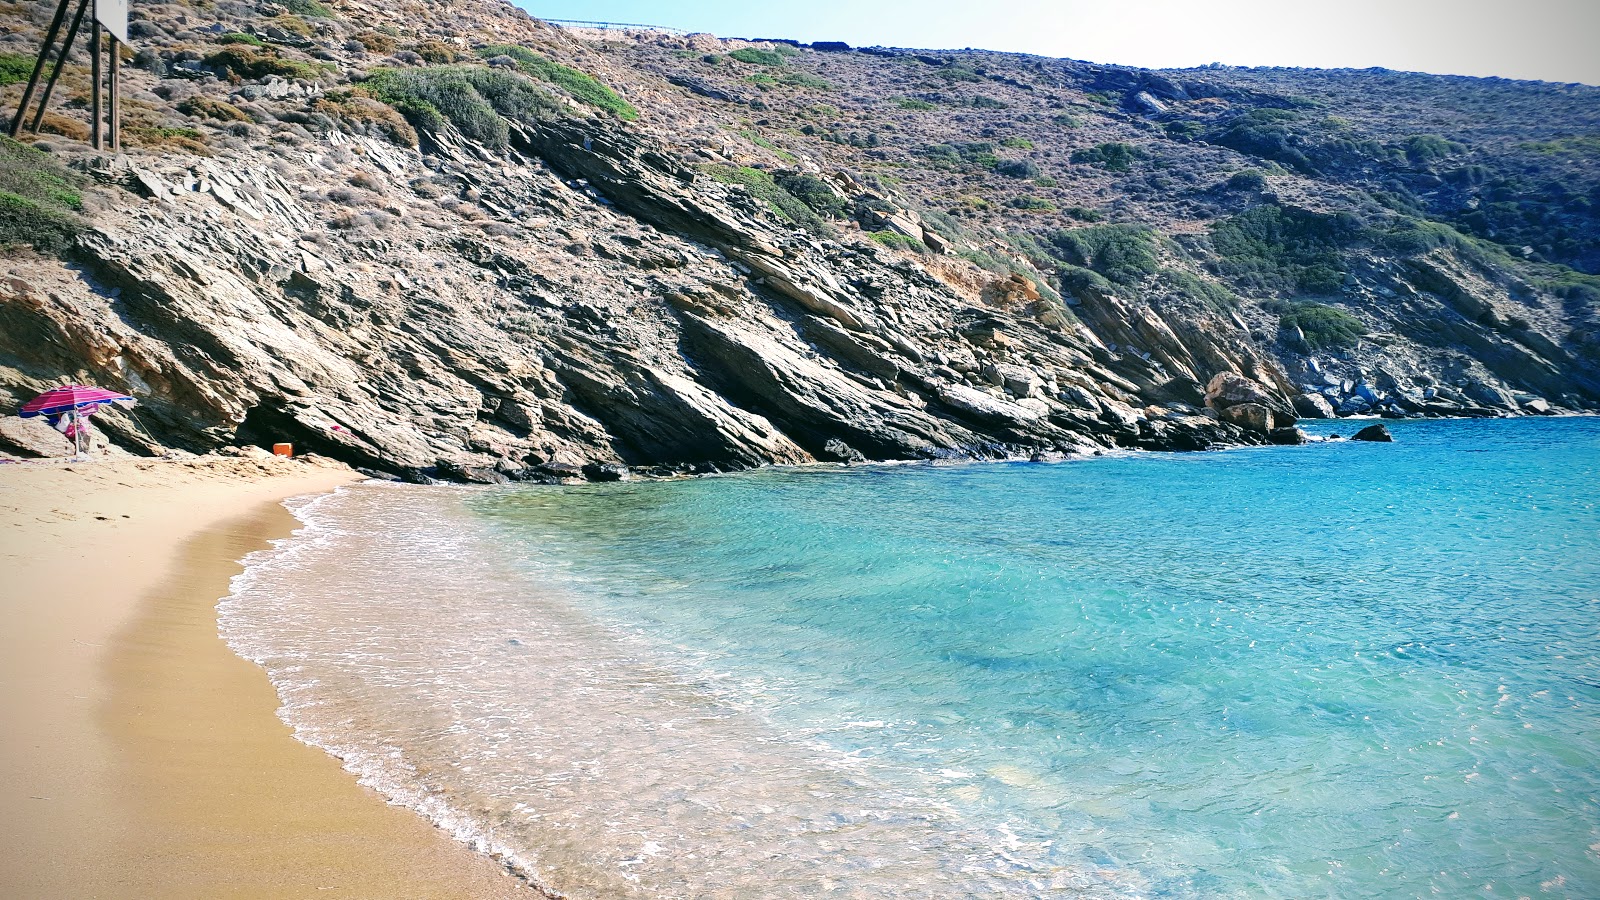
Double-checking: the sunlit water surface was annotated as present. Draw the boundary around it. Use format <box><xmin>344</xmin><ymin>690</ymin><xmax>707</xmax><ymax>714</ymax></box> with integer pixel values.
<box><xmin>224</xmin><ymin>418</ymin><xmax>1600</xmax><ymax>898</ymax></box>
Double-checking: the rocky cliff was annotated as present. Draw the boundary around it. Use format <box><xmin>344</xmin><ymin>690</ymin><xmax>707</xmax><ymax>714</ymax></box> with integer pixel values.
<box><xmin>1</xmin><ymin>0</ymin><xmax>1595</xmax><ymax>479</ymax></box>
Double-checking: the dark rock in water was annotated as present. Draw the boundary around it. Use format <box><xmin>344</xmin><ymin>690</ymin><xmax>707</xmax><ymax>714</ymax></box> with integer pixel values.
<box><xmin>1351</xmin><ymin>424</ymin><xmax>1394</xmax><ymax>442</ymax></box>
<box><xmin>356</xmin><ymin>466</ymin><xmax>401</xmax><ymax>481</ymax></box>
<box><xmin>582</xmin><ymin>461</ymin><xmax>629</xmax><ymax>482</ymax></box>
<box><xmin>1268</xmin><ymin>426</ymin><xmax>1308</xmax><ymax>445</ymax></box>
<box><xmin>433</xmin><ymin>459</ymin><xmax>509</xmax><ymax>484</ymax></box>
<box><xmin>1292</xmin><ymin>393</ymin><xmax>1335</xmax><ymax>419</ymax></box>
<box><xmin>534</xmin><ymin>461</ymin><xmax>585</xmax><ymax>479</ymax></box>
<box><xmin>821</xmin><ymin>437</ymin><xmax>866</xmax><ymax>463</ymax></box>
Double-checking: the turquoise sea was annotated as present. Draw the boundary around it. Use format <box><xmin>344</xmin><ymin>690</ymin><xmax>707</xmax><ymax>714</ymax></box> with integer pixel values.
<box><xmin>224</xmin><ymin>418</ymin><xmax>1600</xmax><ymax>898</ymax></box>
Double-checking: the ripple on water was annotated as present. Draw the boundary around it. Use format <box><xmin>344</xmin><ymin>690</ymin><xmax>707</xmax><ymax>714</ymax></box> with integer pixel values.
<box><xmin>225</xmin><ymin>418</ymin><xmax>1600</xmax><ymax>898</ymax></box>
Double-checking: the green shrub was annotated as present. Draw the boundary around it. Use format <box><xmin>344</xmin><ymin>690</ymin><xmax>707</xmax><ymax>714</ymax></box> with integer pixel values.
<box><xmin>896</xmin><ymin>97</ymin><xmax>935</xmax><ymax>110</ymax></box>
<box><xmin>177</xmin><ymin>96</ymin><xmax>253</xmax><ymax>122</ymax></box>
<box><xmin>1000</xmin><ymin>137</ymin><xmax>1033</xmax><ymax>149</ymax></box>
<box><xmin>1070</xmin><ymin>141</ymin><xmax>1143</xmax><ymax>172</ymax></box>
<box><xmin>869</xmin><ymin>231</ymin><xmax>926</xmax><ymax>252</ymax></box>
<box><xmin>1227</xmin><ymin>170</ymin><xmax>1268</xmax><ymax>192</ymax></box>
<box><xmin>281</xmin><ymin>0</ymin><xmax>333</xmax><ymax>17</ymax></box>
<box><xmin>218</xmin><ymin>32</ymin><xmax>265</xmax><ymax>46</ymax></box>
<box><xmin>1164</xmin><ymin>120</ymin><xmax>1204</xmax><ymax>142</ymax></box>
<box><xmin>204</xmin><ymin>46</ymin><xmax>323</xmax><ymax>82</ymax></box>
<box><xmin>0</xmin><ymin>136</ymin><xmax>84</xmax><ymax>253</ymax></box>
<box><xmin>475</xmin><ymin>45</ymin><xmax>638</xmax><ymax>120</ymax></box>
<box><xmin>704</xmin><ymin>164</ymin><xmax>829</xmax><ymax>235</ymax></box>
<box><xmin>1403</xmin><ymin>134</ymin><xmax>1464</xmax><ymax>166</ymax></box>
<box><xmin>728</xmin><ymin>48</ymin><xmax>787</xmax><ymax>66</ymax></box>
<box><xmin>365</xmin><ymin>66</ymin><xmax>563</xmax><ymax>149</ymax></box>
<box><xmin>1209</xmin><ymin>204</ymin><xmax>1359</xmax><ymax>294</ymax></box>
<box><xmin>1063</xmin><ymin>206</ymin><xmax>1102</xmax><ymax>222</ymax></box>
<box><xmin>782</xmin><ymin>72</ymin><xmax>832</xmax><ymax>90</ymax></box>
<box><xmin>0</xmin><ymin>52</ymin><xmax>33</xmax><ymax>85</ymax></box>
<box><xmin>1007</xmin><ymin>196</ymin><xmax>1056</xmax><ymax>211</ymax></box>
<box><xmin>1266</xmin><ymin>300</ymin><xmax>1366</xmax><ymax>349</ymax></box>
<box><xmin>1045</xmin><ymin>224</ymin><xmax>1160</xmax><ymax>287</ymax></box>
<box><xmin>995</xmin><ymin>158</ymin><xmax>1040</xmax><ymax>179</ymax></box>
<box><xmin>1052</xmin><ymin>114</ymin><xmax>1081</xmax><ymax>127</ymax></box>
<box><xmin>922</xmin><ymin>141</ymin><xmax>998</xmax><ymax>172</ymax></box>
<box><xmin>970</xmin><ymin>95</ymin><xmax>1007</xmax><ymax>109</ymax></box>
<box><xmin>934</xmin><ymin>64</ymin><xmax>983</xmax><ymax>83</ymax></box>
<box><xmin>773</xmin><ymin>172</ymin><xmax>847</xmax><ymax>218</ymax></box>
<box><xmin>1034</xmin><ymin>175</ymin><xmax>1058</xmax><ymax>187</ymax></box>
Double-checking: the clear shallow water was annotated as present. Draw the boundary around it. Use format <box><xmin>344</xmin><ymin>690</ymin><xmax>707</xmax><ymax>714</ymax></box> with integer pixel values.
<box><xmin>224</xmin><ymin>418</ymin><xmax>1600</xmax><ymax>898</ymax></box>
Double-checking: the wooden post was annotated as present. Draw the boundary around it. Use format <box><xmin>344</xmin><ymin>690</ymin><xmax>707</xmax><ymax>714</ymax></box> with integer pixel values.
<box><xmin>89</xmin><ymin>4</ymin><xmax>101</xmax><ymax>150</ymax></box>
<box><xmin>29</xmin><ymin>0</ymin><xmax>90</xmax><ymax>135</ymax></box>
<box><xmin>108</xmin><ymin>35</ymin><xmax>120</xmax><ymax>150</ymax></box>
<box><xmin>7</xmin><ymin>0</ymin><xmax>72</xmax><ymax>138</ymax></box>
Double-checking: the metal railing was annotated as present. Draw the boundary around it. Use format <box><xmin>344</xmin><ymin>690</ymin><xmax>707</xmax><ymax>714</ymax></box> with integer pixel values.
<box><xmin>541</xmin><ymin>18</ymin><xmax>690</xmax><ymax>36</ymax></box>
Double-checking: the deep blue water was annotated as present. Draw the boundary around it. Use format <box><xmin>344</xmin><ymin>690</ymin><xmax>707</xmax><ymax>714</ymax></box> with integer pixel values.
<box><xmin>464</xmin><ymin>418</ymin><xmax>1600</xmax><ymax>897</ymax></box>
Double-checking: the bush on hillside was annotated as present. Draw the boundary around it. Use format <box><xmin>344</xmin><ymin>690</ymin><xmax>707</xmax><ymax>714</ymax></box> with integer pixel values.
<box><xmin>1209</xmin><ymin>204</ymin><xmax>1359</xmax><ymax>294</ymax></box>
<box><xmin>995</xmin><ymin>158</ymin><xmax>1040</xmax><ymax>180</ymax></box>
<box><xmin>475</xmin><ymin>45</ymin><xmax>637</xmax><ymax>120</ymax></box>
<box><xmin>728</xmin><ymin>48</ymin><xmax>787</xmax><ymax>66</ymax></box>
<box><xmin>365</xmin><ymin>66</ymin><xmax>563</xmax><ymax>149</ymax></box>
<box><xmin>0</xmin><ymin>52</ymin><xmax>33</xmax><ymax>85</ymax></box>
<box><xmin>704</xmin><ymin>164</ymin><xmax>829</xmax><ymax>235</ymax></box>
<box><xmin>1070</xmin><ymin>142</ymin><xmax>1143</xmax><ymax>172</ymax></box>
<box><xmin>1266</xmin><ymin>300</ymin><xmax>1366</xmax><ymax>349</ymax></box>
<box><xmin>0</xmin><ymin>136</ymin><xmax>85</xmax><ymax>254</ymax></box>
<box><xmin>1046</xmin><ymin>224</ymin><xmax>1161</xmax><ymax>287</ymax></box>
<box><xmin>773</xmin><ymin>172</ymin><xmax>848</xmax><ymax>218</ymax></box>
<box><xmin>204</xmin><ymin>46</ymin><xmax>324</xmax><ymax>82</ymax></box>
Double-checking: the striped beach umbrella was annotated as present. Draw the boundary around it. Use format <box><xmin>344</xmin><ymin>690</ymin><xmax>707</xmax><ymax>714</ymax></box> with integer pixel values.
<box><xmin>18</xmin><ymin>385</ymin><xmax>137</xmax><ymax>456</ymax></box>
<box><xmin>19</xmin><ymin>385</ymin><xmax>136</xmax><ymax>418</ymax></box>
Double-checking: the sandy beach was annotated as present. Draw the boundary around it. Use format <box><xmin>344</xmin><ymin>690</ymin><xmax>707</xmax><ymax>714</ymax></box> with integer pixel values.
<box><xmin>0</xmin><ymin>453</ymin><xmax>536</xmax><ymax>899</ymax></box>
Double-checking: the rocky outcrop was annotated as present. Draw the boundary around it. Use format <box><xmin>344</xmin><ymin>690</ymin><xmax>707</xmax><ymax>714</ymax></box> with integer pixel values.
<box><xmin>1352</xmin><ymin>424</ymin><xmax>1395</xmax><ymax>442</ymax></box>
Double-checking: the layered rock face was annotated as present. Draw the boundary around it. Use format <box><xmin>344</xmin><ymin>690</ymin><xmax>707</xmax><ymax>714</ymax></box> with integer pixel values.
<box><xmin>0</xmin><ymin>0</ymin><xmax>1595</xmax><ymax>477</ymax></box>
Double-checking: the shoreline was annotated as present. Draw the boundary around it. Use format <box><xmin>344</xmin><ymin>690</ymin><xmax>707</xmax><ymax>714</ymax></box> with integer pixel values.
<box><xmin>0</xmin><ymin>455</ymin><xmax>536</xmax><ymax>898</ymax></box>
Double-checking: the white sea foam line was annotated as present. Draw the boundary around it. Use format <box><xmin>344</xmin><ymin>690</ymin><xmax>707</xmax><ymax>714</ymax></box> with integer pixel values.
<box><xmin>220</xmin><ymin>482</ymin><xmax>1149</xmax><ymax>897</ymax></box>
<box><xmin>218</xmin><ymin>483</ymin><xmax>566</xmax><ymax>897</ymax></box>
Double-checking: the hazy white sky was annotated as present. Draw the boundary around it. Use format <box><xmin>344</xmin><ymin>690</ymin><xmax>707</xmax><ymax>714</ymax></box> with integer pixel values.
<box><xmin>517</xmin><ymin>0</ymin><xmax>1600</xmax><ymax>85</ymax></box>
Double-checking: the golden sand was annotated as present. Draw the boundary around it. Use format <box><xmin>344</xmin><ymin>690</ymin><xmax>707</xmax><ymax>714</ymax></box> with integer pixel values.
<box><xmin>0</xmin><ymin>455</ymin><xmax>538</xmax><ymax>898</ymax></box>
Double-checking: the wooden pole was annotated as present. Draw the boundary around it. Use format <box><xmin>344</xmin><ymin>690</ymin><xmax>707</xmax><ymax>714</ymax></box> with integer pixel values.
<box><xmin>108</xmin><ymin>36</ymin><xmax>120</xmax><ymax>150</ymax></box>
<box><xmin>8</xmin><ymin>0</ymin><xmax>73</xmax><ymax>138</ymax></box>
<box><xmin>89</xmin><ymin>6</ymin><xmax>101</xmax><ymax>150</ymax></box>
<box><xmin>29</xmin><ymin>0</ymin><xmax>90</xmax><ymax>135</ymax></box>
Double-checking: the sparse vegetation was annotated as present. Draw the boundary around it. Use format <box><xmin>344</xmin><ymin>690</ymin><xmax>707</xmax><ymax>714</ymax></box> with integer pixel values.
<box><xmin>703</xmin><ymin>164</ymin><xmax>829</xmax><ymax>235</ymax></box>
<box><xmin>177</xmin><ymin>96</ymin><xmax>253</xmax><ymax>122</ymax></box>
<box><xmin>218</xmin><ymin>32</ymin><xmax>265</xmax><ymax>47</ymax></box>
<box><xmin>0</xmin><ymin>136</ymin><xmax>85</xmax><ymax>253</ymax></box>
<box><xmin>280</xmin><ymin>0</ymin><xmax>333</xmax><ymax>18</ymax></box>
<box><xmin>896</xmin><ymin>97</ymin><xmax>935</xmax><ymax>111</ymax></box>
<box><xmin>870</xmin><ymin>231</ymin><xmax>926</xmax><ymax>252</ymax></box>
<box><xmin>1046</xmin><ymin>224</ymin><xmax>1161</xmax><ymax>287</ymax></box>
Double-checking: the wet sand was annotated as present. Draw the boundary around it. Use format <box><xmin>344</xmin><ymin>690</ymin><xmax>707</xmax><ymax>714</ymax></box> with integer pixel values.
<box><xmin>0</xmin><ymin>455</ymin><xmax>538</xmax><ymax>898</ymax></box>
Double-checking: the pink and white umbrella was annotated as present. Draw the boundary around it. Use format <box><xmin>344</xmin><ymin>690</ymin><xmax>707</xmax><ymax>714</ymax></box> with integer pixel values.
<box><xmin>18</xmin><ymin>384</ymin><xmax>136</xmax><ymax>456</ymax></box>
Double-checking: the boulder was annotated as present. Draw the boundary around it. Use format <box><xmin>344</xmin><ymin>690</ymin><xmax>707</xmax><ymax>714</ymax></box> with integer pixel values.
<box><xmin>1292</xmin><ymin>393</ymin><xmax>1335</xmax><ymax>419</ymax></box>
<box><xmin>581</xmin><ymin>461</ymin><xmax>629</xmax><ymax>482</ymax></box>
<box><xmin>1522</xmin><ymin>397</ymin><xmax>1553</xmax><ymax>415</ymax></box>
<box><xmin>1336</xmin><ymin>396</ymin><xmax>1372</xmax><ymax>416</ymax></box>
<box><xmin>1268</xmin><ymin>426</ymin><xmax>1308</xmax><ymax>445</ymax></box>
<box><xmin>1205</xmin><ymin>372</ymin><xmax>1295</xmax><ymax>427</ymax></box>
<box><xmin>1351</xmin><ymin>424</ymin><xmax>1394</xmax><ymax>443</ymax></box>
<box><xmin>0</xmin><ymin>416</ymin><xmax>73</xmax><ymax>458</ymax></box>
<box><xmin>1218</xmin><ymin>402</ymin><xmax>1273</xmax><ymax>432</ymax></box>
<box><xmin>1462</xmin><ymin>381</ymin><xmax>1516</xmax><ymax>410</ymax></box>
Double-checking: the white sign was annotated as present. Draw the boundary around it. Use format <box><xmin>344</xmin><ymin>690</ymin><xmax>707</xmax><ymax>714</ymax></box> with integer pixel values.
<box><xmin>96</xmin><ymin>0</ymin><xmax>130</xmax><ymax>46</ymax></box>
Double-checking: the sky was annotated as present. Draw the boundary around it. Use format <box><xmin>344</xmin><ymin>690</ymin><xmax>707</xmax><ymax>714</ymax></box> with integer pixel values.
<box><xmin>515</xmin><ymin>1</ymin><xmax>1600</xmax><ymax>86</ymax></box>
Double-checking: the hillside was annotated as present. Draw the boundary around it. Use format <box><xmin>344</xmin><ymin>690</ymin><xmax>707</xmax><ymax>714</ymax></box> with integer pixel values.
<box><xmin>1</xmin><ymin>0</ymin><xmax>1596</xmax><ymax>479</ymax></box>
